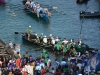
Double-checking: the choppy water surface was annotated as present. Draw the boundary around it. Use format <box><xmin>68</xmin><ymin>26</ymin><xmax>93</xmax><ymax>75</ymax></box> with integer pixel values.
<box><xmin>0</xmin><ymin>0</ymin><xmax>100</xmax><ymax>67</ymax></box>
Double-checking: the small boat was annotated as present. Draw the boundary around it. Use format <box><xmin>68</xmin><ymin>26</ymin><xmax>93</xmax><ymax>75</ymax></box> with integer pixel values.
<box><xmin>21</xmin><ymin>33</ymin><xmax>54</xmax><ymax>50</ymax></box>
<box><xmin>0</xmin><ymin>0</ymin><xmax>5</xmax><ymax>3</ymax></box>
<box><xmin>23</xmin><ymin>0</ymin><xmax>51</xmax><ymax>20</ymax></box>
<box><xmin>76</xmin><ymin>0</ymin><xmax>88</xmax><ymax>4</ymax></box>
<box><xmin>80</xmin><ymin>11</ymin><xmax>100</xmax><ymax>18</ymax></box>
<box><xmin>21</xmin><ymin>32</ymin><xmax>98</xmax><ymax>54</ymax></box>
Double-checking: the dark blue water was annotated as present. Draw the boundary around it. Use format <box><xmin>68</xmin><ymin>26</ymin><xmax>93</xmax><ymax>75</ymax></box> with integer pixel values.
<box><xmin>0</xmin><ymin>0</ymin><xmax>100</xmax><ymax>66</ymax></box>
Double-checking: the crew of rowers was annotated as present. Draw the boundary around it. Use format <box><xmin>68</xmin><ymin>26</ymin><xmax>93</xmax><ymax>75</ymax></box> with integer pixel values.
<box><xmin>25</xmin><ymin>0</ymin><xmax>51</xmax><ymax>17</ymax></box>
<box><xmin>26</xmin><ymin>25</ymin><xmax>88</xmax><ymax>56</ymax></box>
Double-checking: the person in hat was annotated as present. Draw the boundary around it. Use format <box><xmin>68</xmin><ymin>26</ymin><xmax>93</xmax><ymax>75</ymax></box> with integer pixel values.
<box><xmin>26</xmin><ymin>25</ymin><xmax>32</xmax><ymax>40</ymax></box>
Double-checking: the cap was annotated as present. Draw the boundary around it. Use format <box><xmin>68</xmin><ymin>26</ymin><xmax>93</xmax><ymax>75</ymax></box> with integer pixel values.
<box><xmin>50</xmin><ymin>34</ymin><xmax>52</xmax><ymax>36</ymax></box>
<box><xmin>29</xmin><ymin>25</ymin><xmax>31</xmax><ymax>28</ymax></box>
<box><xmin>44</xmin><ymin>35</ymin><xmax>46</xmax><ymax>37</ymax></box>
<box><xmin>35</xmin><ymin>34</ymin><xmax>37</xmax><ymax>36</ymax></box>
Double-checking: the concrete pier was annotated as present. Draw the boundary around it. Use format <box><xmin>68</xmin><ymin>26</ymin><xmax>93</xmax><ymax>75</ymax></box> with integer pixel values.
<box><xmin>0</xmin><ymin>39</ymin><xmax>14</xmax><ymax>57</ymax></box>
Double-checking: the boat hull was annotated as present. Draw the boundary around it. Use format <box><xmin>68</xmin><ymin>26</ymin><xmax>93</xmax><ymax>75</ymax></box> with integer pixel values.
<box><xmin>76</xmin><ymin>0</ymin><xmax>88</xmax><ymax>4</ymax></box>
<box><xmin>24</xmin><ymin>8</ymin><xmax>49</xmax><ymax>20</ymax></box>
<box><xmin>22</xmin><ymin>33</ymin><xmax>97</xmax><ymax>54</ymax></box>
<box><xmin>22</xmin><ymin>33</ymin><xmax>54</xmax><ymax>50</ymax></box>
<box><xmin>23</xmin><ymin>0</ymin><xmax>50</xmax><ymax>21</ymax></box>
<box><xmin>80</xmin><ymin>11</ymin><xmax>100</xmax><ymax>18</ymax></box>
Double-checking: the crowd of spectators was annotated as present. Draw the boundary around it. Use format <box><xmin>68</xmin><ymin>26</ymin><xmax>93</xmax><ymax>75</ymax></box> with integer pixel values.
<box><xmin>0</xmin><ymin>40</ymin><xmax>99</xmax><ymax>75</ymax></box>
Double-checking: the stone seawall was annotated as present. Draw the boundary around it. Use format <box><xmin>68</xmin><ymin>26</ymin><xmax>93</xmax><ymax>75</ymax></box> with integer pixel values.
<box><xmin>0</xmin><ymin>39</ymin><xmax>14</xmax><ymax>57</ymax></box>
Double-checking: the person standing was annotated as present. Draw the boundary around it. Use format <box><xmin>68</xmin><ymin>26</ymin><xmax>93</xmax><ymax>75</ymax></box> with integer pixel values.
<box><xmin>26</xmin><ymin>25</ymin><xmax>32</xmax><ymax>40</ymax></box>
<box><xmin>41</xmin><ymin>48</ymin><xmax>47</xmax><ymax>59</ymax></box>
<box><xmin>8</xmin><ymin>40</ymin><xmax>13</xmax><ymax>50</ymax></box>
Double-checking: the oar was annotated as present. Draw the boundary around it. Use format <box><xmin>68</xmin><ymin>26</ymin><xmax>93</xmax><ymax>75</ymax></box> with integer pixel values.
<box><xmin>14</xmin><ymin>32</ymin><xmax>35</xmax><ymax>34</ymax></box>
<box><xmin>40</xmin><ymin>4</ymin><xmax>67</xmax><ymax>15</ymax></box>
<box><xmin>52</xmin><ymin>7</ymin><xmax>67</xmax><ymax>15</ymax></box>
<box><xmin>84</xmin><ymin>6</ymin><xmax>90</xmax><ymax>12</ymax></box>
<box><xmin>79</xmin><ymin>6</ymin><xmax>90</xmax><ymax>39</ymax></box>
<box><xmin>35</xmin><ymin>47</ymin><xmax>42</xmax><ymax>51</ymax></box>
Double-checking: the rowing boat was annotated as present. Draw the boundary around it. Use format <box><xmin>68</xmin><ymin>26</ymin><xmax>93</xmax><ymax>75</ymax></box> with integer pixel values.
<box><xmin>23</xmin><ymin>0</ymin><xmax>50</xmax><ymax>20</ymax></box>
<box><xmin>80</xmin><ymin>11</ymin><xmax>100</xmax><ymax>18</ymax></box>
<box><xmin>21</xmin><ymin>32</ymin><xmax>97</xmax><ymax>55</ymax></box>
<box><xmin>21</xmin><ymin>33</ymin><xmax>54</xmax><ymax>50</ymax></box>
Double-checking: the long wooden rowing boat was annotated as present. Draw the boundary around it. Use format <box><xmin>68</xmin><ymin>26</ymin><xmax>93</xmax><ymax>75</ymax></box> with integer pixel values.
<box><xmin>21</xmin><ymin>33</ymin><xmax>54</xmax><ymax>50</ymax></box>
<box><xmin>23</xmin><ymin>0</ymin><xmax>50</xmax><ymax>20</ymax></box>
<box><xmin>21</xmin><ymin>32</ymin><xmax>97</xmax><ymax>54</ymax></box>
<box><xmin>80</xmin><ymin>11</ymin><xmax>100</xmax><ymax>18</ymax></box>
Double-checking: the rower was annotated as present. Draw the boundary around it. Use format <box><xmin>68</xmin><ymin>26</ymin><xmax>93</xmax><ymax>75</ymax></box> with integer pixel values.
<box><xmin>55</xmin><ymin>37</ymin><xmax>59</xmax><ymax>44</ymax></box>
<box><xmin>43</xmin><ymin>8</ymin><xmax>51</xmax><ymax>17</ymax></box>
<box><xmin>25</xmin><ymin>0</ymin><xmax>31</xmax><ymax>8</ymax></box>
<box><xmin>48</xmin><ymin>34</ymin><xmax>53</xmax><ymax>44</ymax></box>
<box><xmin>31</xmin><ymin>0</ymin><xmax>35</xmax><ymax>11</ymax></box>
<box><xmin>62</xmin><ymin>38</ymin><xmax>68</xmax><ymax>46</ymax></box>
<box><xmin>26</xmin><ymin>25</ymin><xmax>32</xmax><ymax>40</ymax></box>
<box><xmin>35</xmin><ymin>34</ymin><xmax>40</xmax><ymax>43</ymax></box>
<box><xmin>40</xmin><ymin>33</ymin><xmax>44</xmax><ymax>44</ymax></box>
<box><xmin>51</xmin><ymin>37</ymin><xmax>55</xmax><ymax>45</ymax></box>
<box><xmin>31</xmin><ymin>0</ymin><xmax>34</xmax><ymax>7</ymax></box>
<box><xmin>43</xmin><ymin>35</ymin><xmax>47</xmax><ymax>45</ymax></box>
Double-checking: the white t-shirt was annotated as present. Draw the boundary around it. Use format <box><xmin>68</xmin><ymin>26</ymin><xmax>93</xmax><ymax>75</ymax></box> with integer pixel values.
<box><xmin>52</xmin><ymin>39</ymin><xmax>55</xmax><ymax>44</ymax></box>
<box><xmin>22</xmin><ymin>67</ymin><xmax>27</xmax><ymax>72</ymax></box>
<box><xmin>25</xmin><ymin>65</ymin><xmax>32</xmax><ymax>74</ymax></box>
<box><xmin>9</xmin><ymin>42</ymin><xmax>13</xmax><ymax>48</ymax></box>
<box><xmin>43</xmin><ymin>38</ymin><xmax>47</xmax><ymax>43</ymax></box>
<box><xmin>62</xmin><ymin>40</ymin><xmax>68</xmax><ymax>45</ymax></box>
<box><xmin>55</xmin><ymin>38</ymin><xmax>59</xmax><ymax>42</ymax></box>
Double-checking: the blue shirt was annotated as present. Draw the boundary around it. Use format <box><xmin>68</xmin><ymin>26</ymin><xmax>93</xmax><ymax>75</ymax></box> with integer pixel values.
<box><xmin>56</xmin><ymin>61</ymin><xmax>60</xmax><ymax>68</ymax></box>
<box><xmin>61</xmin><ymin>61</ymin><xmax>66</xmax><ymax>68</ymax></box>
<box><xmin>31</xmin><ymin>2</ymin><xmax>34</xmax><ymax>6</ymax></box>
